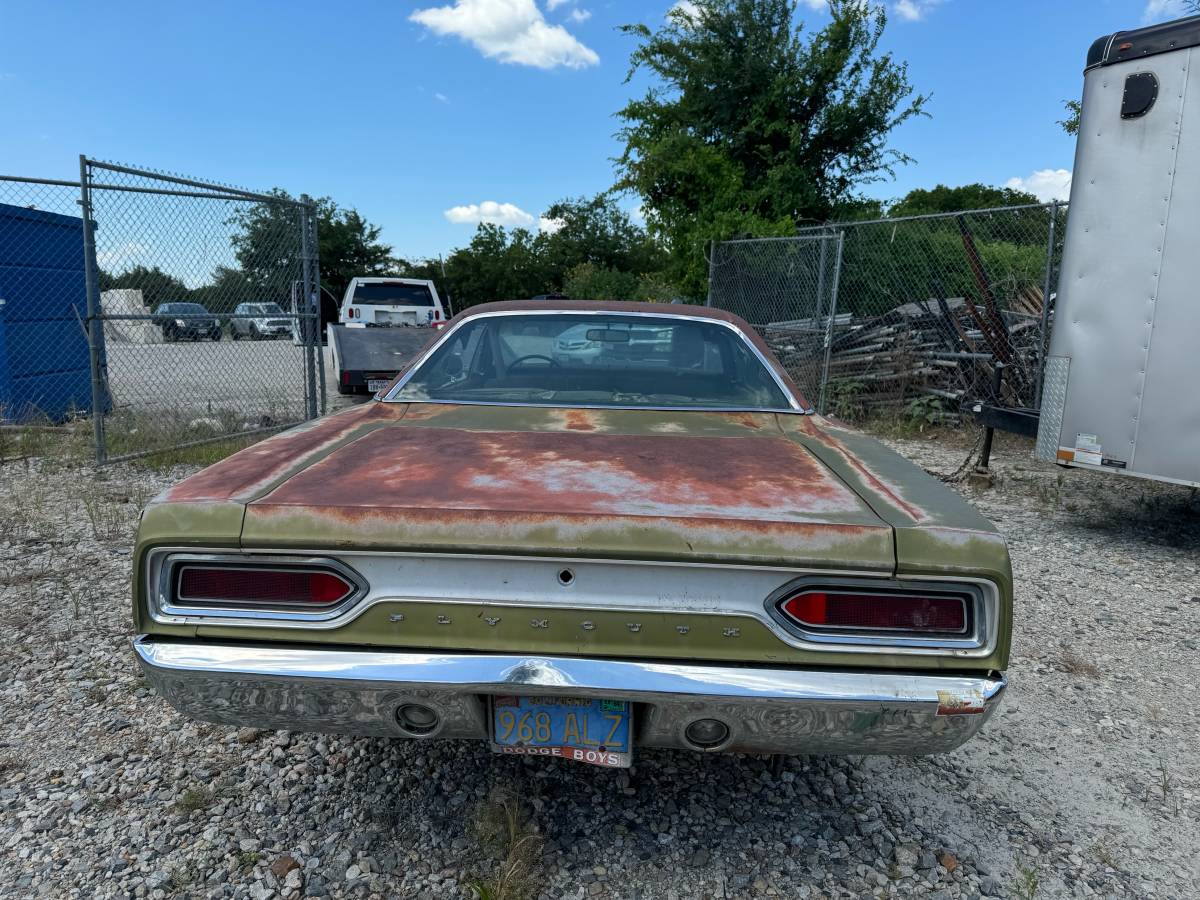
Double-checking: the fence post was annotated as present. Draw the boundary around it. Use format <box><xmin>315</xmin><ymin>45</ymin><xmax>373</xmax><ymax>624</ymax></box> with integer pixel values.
<box><xmin>816</xmin><ymin>230</ymin><xmax>845</xmax><ymax>415</ymax></box>
<box><xmin>704</xmin><ymin>239</ymin><xmax>717</xmax><ymax>306</ymax></box>
<box><xmin>1033</xmin><ymin>199</ymin><xmax>1060</xmax><ymax>410</ymax></box>
<box><xmin>78</xmin><ymin>155</ymin><xmax>107</xmax><ymax>463</ymax></box>
<box><xmin>306</xmin><ymin>198</ymin><xmax>326</xmax><ymax>415</ymax></box>
<box><xmin>300</xmin><ymin>194</ymin><xmax>318</xmax><ymax>420</ymax></box>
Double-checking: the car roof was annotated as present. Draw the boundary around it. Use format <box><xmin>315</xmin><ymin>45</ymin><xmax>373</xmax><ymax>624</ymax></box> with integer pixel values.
<box><xmin>441</xmin><ymin>300</ymin><xmax>810</xmax><ymax>410</ymax></box>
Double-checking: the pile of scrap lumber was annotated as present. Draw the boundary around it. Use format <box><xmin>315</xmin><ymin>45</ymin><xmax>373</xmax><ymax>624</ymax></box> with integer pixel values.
<box><xmin>759</xmin><ymin>286</ymin><xmax>1046</xmax><ymax>418</ymax></box>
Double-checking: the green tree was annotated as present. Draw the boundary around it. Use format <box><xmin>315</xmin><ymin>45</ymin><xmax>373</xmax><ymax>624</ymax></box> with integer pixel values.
<box><xmin>563</xmin><ymin>262</ymin><xmax>642</xmax><ymax>301</ymax></box>
<box><xmin>229</xmin><ymin>191</ymin><xmax>396</xmax><ymax>305</ymax></box>
<box><xmin>539</xmin><ymin>195</ymin><xmax>664</xmax><ymax>279</ymax></box>
<box><xmin>98</xmin><ymin>265</ymin><xmax>190</xmax><ymax>309</ymax></box>
<box><xmin>318</xmin><ymin>206</ymin><xmax>397</xmax><ymax>301</ymax></box>
<box><xmin>615</xmin><ymin>0</ymin><xmax>927</xmax><ymax>298</ymax></box>
<box><xmin>890</xmin><ymin>183</ymin><xmax>1040</xmax><ymax>218</ymax></box>
<box><xmin>1059</xmin><ymin>99</ymin><xmax>1081</xmax><ymax>136</ymax></box>
<box><xmin>402</xmin><ymin>193</ymin><xmax>673</xmax><ymax>310</ymax></box>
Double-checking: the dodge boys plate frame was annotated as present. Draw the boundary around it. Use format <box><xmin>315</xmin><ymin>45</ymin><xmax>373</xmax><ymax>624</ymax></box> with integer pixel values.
<box><xmin>490</xmin><ymin>695</ymin><xmax>632</xmax><ymax>768</ymax></box>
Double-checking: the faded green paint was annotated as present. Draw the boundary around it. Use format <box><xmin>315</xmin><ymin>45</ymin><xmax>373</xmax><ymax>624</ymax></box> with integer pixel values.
<box><xmin>894</xmin><ymin>527</ymin><xmax>1013</xmax><ymax>669</ymax></box>
<box><xmin>238</xmin><ymin>507</ymin><xmax>896</xmax><ymax>569</ymax></box>
<box><xmin>132</xmin><ymin>500</ymin><xmax>244</xmax><ymax>635</ymax></box>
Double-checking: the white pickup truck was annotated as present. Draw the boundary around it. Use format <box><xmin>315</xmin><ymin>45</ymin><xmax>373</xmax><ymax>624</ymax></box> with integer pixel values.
<box><xmin>330</xmin><ymin>277</ymin><xmax>449</xmax><ymax>396</ymax></box>
<box><xmin>340</xmin><ymin>277</ymin><xmax>446</xmax><ymax>327</ymax></box>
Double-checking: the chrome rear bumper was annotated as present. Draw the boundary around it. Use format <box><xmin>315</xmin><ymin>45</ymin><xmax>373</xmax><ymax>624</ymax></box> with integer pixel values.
<box><xmin>134</xmin><ymin>637</ymin><xmax>1005</xmax><ymax>756</ymax></box>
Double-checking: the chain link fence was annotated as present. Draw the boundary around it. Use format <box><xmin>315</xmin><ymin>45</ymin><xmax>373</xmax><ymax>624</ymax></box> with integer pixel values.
<box><xmin>708</xmin><ymin>202</ymin><xmax>1068</xmax><ymax>421</ymax></box>
<box><xmin>0</xmin><ymin>160</ymin><xmax>325</xmax><ymax>462</ymax></box>
<box><xmin>707</xmin><ymin>231</ymin><xmax>843</xmax><ymax>412</ymax></box>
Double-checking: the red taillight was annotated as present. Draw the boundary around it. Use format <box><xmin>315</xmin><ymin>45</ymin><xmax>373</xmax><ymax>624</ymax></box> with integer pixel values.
<box><xmin>779</xmin><ymin>590</ymin><xmax>967</xmax><ymax>634</ymax></box>
<box><xmin>341</xmin><ymin>370</ymin><xmax>351</xmax><ymax>385</ymax></box>
<box><xmin>177</xmin><ymin>567</ymin><xmax>353</xmax><ymax>608</ymax></box>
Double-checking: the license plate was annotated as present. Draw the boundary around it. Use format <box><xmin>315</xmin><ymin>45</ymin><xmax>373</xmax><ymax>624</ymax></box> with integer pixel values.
<box><xmin>367</xmin><ymin>379</ymin><xmax>391</xmax><ymax>392</ymax></box>
<box><xmin>490</xmin><ymin>696</ymin><xmax>632</xmax><ymax>768</ymax></box>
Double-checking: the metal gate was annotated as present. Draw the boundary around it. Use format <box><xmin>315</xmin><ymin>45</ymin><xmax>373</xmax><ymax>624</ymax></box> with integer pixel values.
<box><xmin>78</xmin><ymin>158</ymin><xmax>324</xmax><ymax>461</ymax></box>
<box><xmin>1</xmin><ymin>162</ymin><xmax>324</xmax><ymax>461</ymax></box>
<box><xmin>706</xmin><ymin>230</ymin><xmax>843</xmax><ymax>412</ymax></box>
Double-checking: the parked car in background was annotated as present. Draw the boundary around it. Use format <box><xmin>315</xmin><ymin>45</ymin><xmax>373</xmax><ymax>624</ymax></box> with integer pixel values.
<box><xmin>339</xmin><ymin>277</ymin><xmax>446</xmax><ymax>327</ymax></box>
<box><xmin>230</xmin><ymin>302</ymin><xmax>293</xmax><ymax>341</ymax></box>
<box><xmin>151</xmin><ymin>302</ymin><xmax>221</xmax><ymax>342</ymax></box>
<box><xmin>134</xmin><ymin>301</ymin><xmax>1011</xmax><ymax>768</ymax></box>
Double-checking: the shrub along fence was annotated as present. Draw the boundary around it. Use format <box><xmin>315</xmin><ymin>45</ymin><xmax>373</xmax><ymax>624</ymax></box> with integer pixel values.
<box><xmin>707</xmin><ymin>202</ymin><xmax>1068</xmax><ymax>422</ymax></box>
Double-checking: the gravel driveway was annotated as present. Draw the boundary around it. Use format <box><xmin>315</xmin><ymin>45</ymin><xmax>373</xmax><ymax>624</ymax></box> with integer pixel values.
<box><xmin>1</xmin><ymin>429</ymin><xmax>1197</xmax><ymax>899</ymax></box>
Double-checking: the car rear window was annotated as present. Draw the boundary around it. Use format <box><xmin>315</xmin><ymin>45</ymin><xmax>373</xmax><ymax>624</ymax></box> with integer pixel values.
<box><xmin>391</xmin><ymin>313</ymin><xmax>794</xmax><ymax>411</ymax></box>
<box><xmin>353</xmin><ymin>283</ymin><xmax>435</xmax><ymax>306</ymax></box>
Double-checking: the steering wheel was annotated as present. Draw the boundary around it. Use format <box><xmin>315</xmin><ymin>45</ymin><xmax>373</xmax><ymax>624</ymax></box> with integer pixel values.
<box><xmin>507</xmin><ymin>354</ymin><xmax>559</xmax><ymax>372</ymax></box>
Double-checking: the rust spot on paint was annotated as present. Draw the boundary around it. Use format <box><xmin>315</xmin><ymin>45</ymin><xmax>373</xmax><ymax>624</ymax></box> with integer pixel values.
<box><xmin>162</xmin><ymin>403</ymin><xmax>406</xmax><ymax>503</ymax></box>
<box><xmin>253</xmin><ymin>426</ymin><xmax>874</xmax><ymax>524</ymax></box>
<box><xmin>730</xmin><ymin>413</ymin><xmax>766</xmax><ymax>430</ymax></box>
<box><xmin>562</xmin><ymin>409</ymin><xmax>600</xmax><ymax>432</ymax></box>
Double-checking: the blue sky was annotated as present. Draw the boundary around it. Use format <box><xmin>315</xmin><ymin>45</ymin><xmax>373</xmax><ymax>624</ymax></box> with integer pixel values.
<box><xmin>0</xmin><ymin>0</ymin><xmax>1193</xmax><ymax>262</ymax></box>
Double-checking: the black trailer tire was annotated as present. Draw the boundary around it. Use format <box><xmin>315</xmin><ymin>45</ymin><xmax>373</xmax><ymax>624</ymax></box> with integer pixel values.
<box><xmin>211</xmin><ymin>329</ymin><xmax>222</xmax><ymax>342</ymax></box>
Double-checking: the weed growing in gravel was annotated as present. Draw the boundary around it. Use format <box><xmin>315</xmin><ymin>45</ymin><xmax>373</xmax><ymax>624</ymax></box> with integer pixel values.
<box><xmin>175</xmin><ymin>786</ymin><xmax>214</xmax><ymax>813</ymax></box>
<box><xmin>1011</xmin><ymin>862</ymin><xmax>1040</xmax><ymax>900</ymax></box>
<box><xmin>1156</xmin><ymin>760</ymin><xmax>1172</xmax><ymax>803</ymax></box>
<box><xmin>1056</xmin><ymin>648</ymin><xmax>1100</xmax><ymax>677</ymax></box>
<box><xmin>0</xmin><ymin>480</ymin><xmax>61</xmax><ymax>545</ymax></box>
<box><xmin>468</xmin><ymin>786</ymin><xmax>544</xmax><ymax>900</ymax></box>
<box><xmin>80</xmin><ymin>488</ymin><xmax>131</xmax><ymax>541</ymax></box>
<box><xmin>167</xmin><ymin>865</ymin><xmax>196</xmax><ymax>889</ymax></box>
<box><xmin>238</xmin><ymin>850</ymin><xmax>262</xmax><ymax>869</ymax></box>
<box><xmin>1093</xmin><ymin>843</ymin><xmax>1117</xmax><ymax>868</ymax></box>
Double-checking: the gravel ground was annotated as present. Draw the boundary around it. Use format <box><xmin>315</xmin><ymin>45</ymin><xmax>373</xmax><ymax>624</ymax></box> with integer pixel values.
<box><xmin>1</xmin><ymin>428</ymin><xmax>1197</xmax><ymax>899</ymax></box>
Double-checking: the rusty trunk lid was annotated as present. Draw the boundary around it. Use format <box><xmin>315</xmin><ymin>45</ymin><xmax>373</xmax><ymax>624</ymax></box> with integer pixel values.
<box><xmin>231</xmin><ymin>404</ymin><xmax>895</xmax><ymax>570</ymax></box>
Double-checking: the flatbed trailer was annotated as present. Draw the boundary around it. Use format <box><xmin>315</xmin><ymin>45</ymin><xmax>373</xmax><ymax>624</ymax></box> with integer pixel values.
<box><xmin>328</xmin><ymin>324</ymin><xmax>437</xmax><ymax>396</ymax></box>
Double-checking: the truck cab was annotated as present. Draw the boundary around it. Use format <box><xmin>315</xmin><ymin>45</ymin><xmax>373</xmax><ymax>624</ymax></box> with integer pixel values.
<box><xmin>340</xmin><ymin>277</ymin><xmax>446</xmax><ymax>328</ymax></box>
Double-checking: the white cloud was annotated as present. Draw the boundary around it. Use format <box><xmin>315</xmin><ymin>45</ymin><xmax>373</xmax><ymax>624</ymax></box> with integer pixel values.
<box><xmin>669</xmin><ymin>1</ymin><xmax>701</xmax><ymax>21</ymax></box>
<box><xmin>798</xmin><ymin>0</ymin><xmax>828</xmax><ymax>10</ymax></box>
<box><xmin>411</xmin><ymin>0</ymin><xmax>599</xmax><ymax>70</ymax></box>
<box><xmin>1143</xmin><ymin>1</ymin><xmax>1190</xmax><ymax>23</ymax></box>
<box><xmin>893</xmin><ymin>0</ymin><xmax>942</xmax><ymax>22</ymax></box>
<box><xmin>539</xmin><ymin>215</ymin><xmax>565</xmax><ymax>234</ymax></box>
<box><xmin>96</xmin><ymin>241</ymin><xmax>150</xmax><ymax>271</ymax></box>
<box><xmin>444</xmin><ymin>201</ymin><xmax>536</xmax><ymax>226</ymax></box>
<box><xmin>433</xmin><ymin>91</ymin><xmax>449</xmax><ymax>102</ymax></box>
<box><xmin>1005</xmin><ymin>169</ymin><xmax>1072</xmax><ymax>203</ymax></box>
<box><xmin>546</xmin><ymin>0</ymin><xmax>569</xmax><ymax>8</ymax></box>
<box><xmin>568</xmin><ymin>8</ymin><xmax>591</xmax><ymax>23</ymax></box>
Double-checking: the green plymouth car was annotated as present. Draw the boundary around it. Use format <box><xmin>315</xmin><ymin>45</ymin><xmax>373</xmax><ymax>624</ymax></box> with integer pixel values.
<box><xmin>134</xmin><ymin>301</ymin><xmax>1010</xmax><ymax>768</ymax></box>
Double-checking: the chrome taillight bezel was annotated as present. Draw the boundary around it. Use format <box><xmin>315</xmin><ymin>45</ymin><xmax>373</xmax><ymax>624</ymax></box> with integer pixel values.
<box><xmin>147</xmin><ymin>551</ymin><xmax>368</xmax><ymax>625</ymax></box>
<box><xmin>765</xmin><ymin>576</ymin><xmax>991</xmax><ymax>651</ymax></box>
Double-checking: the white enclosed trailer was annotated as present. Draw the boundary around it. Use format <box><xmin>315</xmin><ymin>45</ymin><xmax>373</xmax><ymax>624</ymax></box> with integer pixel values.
<box><xmin>1036</xmin><ymin>16</ymin><xmax>1200</xmax><ymax>489</ymax></box>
